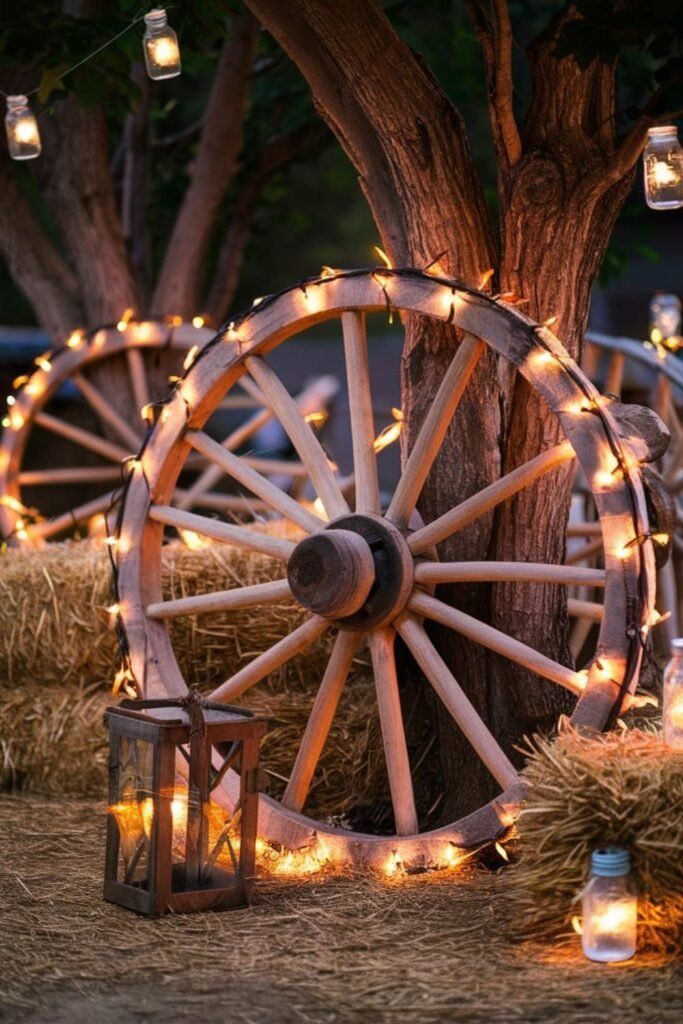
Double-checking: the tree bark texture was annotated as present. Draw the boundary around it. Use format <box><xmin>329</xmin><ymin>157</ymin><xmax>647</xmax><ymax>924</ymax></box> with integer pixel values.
<box><xmin>244</xmin><ymin>0</ymin><xmax>644</xmax><ymax>821</ymax></box>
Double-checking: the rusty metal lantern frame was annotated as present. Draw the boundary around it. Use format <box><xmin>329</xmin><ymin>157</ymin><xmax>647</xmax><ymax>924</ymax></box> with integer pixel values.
<box><xmin>104</xmin><ymin>696</ymin><xmax>267</xmax><ymax>916</ymax></box>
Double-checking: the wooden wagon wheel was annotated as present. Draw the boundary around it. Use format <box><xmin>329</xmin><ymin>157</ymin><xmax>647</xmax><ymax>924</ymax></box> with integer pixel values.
<box><xmin>114</xmin><ymin>268</ymin><xmax>657</xmax><ymax>869</ymax></box>
<box><xmin>0</xmin><ymin>318</ymin><xmax>338</xmax><ymax>546</ymax></box>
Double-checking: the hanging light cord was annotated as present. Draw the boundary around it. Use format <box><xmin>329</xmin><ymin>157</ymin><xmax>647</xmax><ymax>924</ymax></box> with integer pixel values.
<box><xmin>0</xmin><ymin>8</ymin><xmax>152</xmax><ymax>100</ymax></box>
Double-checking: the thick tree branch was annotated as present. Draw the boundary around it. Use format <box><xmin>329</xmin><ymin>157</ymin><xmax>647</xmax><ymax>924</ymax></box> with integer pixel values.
<box><xmin>243</xmin><ymin>0</ymin><xmax>496</xmax><ymax>280</ymax></box>
<box><xmin>0</xmin><ymin>162</ymin><xmax>83</xmax><ymax>340</ymax></box>
<box><xmin>151</xmin><ymin>11</ymin><xmax>259</xmax><ymax>317</ymax></box>
<box><xmin>465</xmin><ymin>1</ymin><xmax>521</xmax><ymax>177</ymax></box>
<box><xmin>204</xmin><ymin>124</ymin><xmax>329</xmax><ymax>324</ymax></box>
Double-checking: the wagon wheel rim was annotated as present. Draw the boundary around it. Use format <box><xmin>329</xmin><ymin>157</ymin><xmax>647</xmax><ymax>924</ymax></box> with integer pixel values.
<box><xmin>115</xmin><ymin>269</ymin><xmax>656</xmax><ymax>868</ymax></box>
<box><xmin>0</xmin><ymin>319</ymin><xmax>338</xmax><ymax>545</ymax></box>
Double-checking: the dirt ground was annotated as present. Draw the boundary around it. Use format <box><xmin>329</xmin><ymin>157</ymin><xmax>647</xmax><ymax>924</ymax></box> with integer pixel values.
<box><xmin>1</xmin><ymin>796</ymin><xmax>681</xmax><ymax>1024</ymax></box>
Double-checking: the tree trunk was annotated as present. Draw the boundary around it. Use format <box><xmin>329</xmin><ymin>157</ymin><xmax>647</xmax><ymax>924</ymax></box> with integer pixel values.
<box><xmin>245</xmin><ymin>0</ymin><xmax>640</xmax><ymax>822</ymax></box>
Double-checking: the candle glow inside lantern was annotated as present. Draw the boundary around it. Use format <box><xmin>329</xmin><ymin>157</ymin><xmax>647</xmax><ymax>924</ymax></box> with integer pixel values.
<box><xmin>581</xmin><ymin>847</ymin><xmax>637</xmax><ymax>963</ymax></box>
<box><xmin>643</xmin><ymin>126</ymin><xmax>683</xmax><ymax>210</ymax></box>
<box><xmin>5</xmin><ymin>95</ymin><xmax>41</xmax><ymax>161</ymax></box>
<box><xmin>142</xmin><ymin>9</ymin><xmax>182</xmax><ymax>80</ymax></box>
<box><xmin>663</xmin><ymin>637</ymin><xmax>683</xmax><ymax>750</ymax></box>
<box><xmin>105</xmin><ymin>696</ymin><xmax>267</xmax><ymax>916</ymax></box>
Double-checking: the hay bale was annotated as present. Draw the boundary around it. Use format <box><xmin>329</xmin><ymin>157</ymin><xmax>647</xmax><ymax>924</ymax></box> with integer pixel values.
<box><xmin>0</xmin><ymin>537</ymin><xmax>388</xmax><ymax>815</ymax></box>
<box><xmin>512</xmin><ymin>725</ymin><xmax>683</xmax><ymax>955</ymax></box>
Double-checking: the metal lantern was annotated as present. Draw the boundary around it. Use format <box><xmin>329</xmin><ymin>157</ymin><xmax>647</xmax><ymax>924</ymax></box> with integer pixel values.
<box><xmin>104</xmin><ymin>696</ymin><xmax>267</xmax><ymax>916</ymax></box>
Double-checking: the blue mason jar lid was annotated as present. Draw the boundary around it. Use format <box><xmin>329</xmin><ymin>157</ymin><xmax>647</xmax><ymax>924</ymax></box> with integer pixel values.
<box><xmin>590</xmin><ymin>846</ymin><xmax>631</xmax><ymax>877</ymax></box>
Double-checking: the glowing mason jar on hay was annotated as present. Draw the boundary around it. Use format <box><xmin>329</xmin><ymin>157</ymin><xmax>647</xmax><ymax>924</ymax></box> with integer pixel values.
<box><xmin>649</xmin><ymin>292</ymin><xmax>682</xmax><ymax>349</ymax></box>
<box><xmin>143</xmin><ymin>9</ymin><xmax>182</xmax><ymax>80</ymax></box>
<box><xmin>663</xmin><ymin>637</ymin><xmax>683</xmax><ymax>751</ymax></box>
<box><xmin>643</xmin><ymin>127</ymin><xmax>683</xmax><ymax>210</ymax></box>
<box><xmin>5</xmin><ymin>95</ymin><xmax>41</xmax><ymax>160</ymax></box>
<box><xmin>581</xmin><ymin>847</ymin><xmax>637</xmax><ymax>963</ymax></box>
<box><xmin>105</xmin><ymin>696</ymin><xmax>267</xmax><ymax>916</ymax></box>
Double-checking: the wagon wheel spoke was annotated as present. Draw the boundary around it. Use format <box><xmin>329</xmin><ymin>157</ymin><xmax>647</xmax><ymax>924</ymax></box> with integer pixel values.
<box><xmin>368</xmin><ymin>628</ymin><xmax>419</xmax><ymax>836</ymax></box>
<box><xmin>26</xmin><ymin>489</ymin><xmax>117</xmax><ymax>541</ymax></box>
<box><xmin>342</xmin><ymin>311</ymin><xmax>381</xmax><ymax>514</ymax></box>
<box><xmin>565</xmin><ymin>538</ymin><xmax>603</xmax><ymax>566</ymax></box>
<box><xmin>246</xmin><ymin>355</ymin><xmax>349</xmax><ymax>520</ymax></box>
<box><xmin>208</xmin><ymin>615</ymin><xmax>329</xmax><ymax>703</ymax></box>
<box><xmin>18</xmin><ymin>466</ymin><xmax>123</xmax><ymax>486</ymax></box>
<box><xmin>172</xmin><ymin>489</ymin><xmax>273</xmax><ymax>515</ymax></box>
<box><xmin>241</xmin><ymin>456</ymin><xmax>309</xmax><ymax>478</ymax></box>
<box><xmin>567</xmin><ymin>598</ymin><xmax>604</xmax><ymax>622</ymax></box>
<box><xmin>185</xmin><ymin>429</ymin><xmax>325</xmax><ymax>533</ymax></box>
<box><xmin>282</xmin><ymin>630</ymin><xmax>364</xmax><ymax>812</ymax></box>
<box><xmin>33</xmin><ymin>410</ymin><xmax>129</xmax><ymax>463</ymax></box>
<box><xmin>146</xmin><ymin>578</ymin><xmax>293</xmax><ymax>621</ymax></box>
<box><xmin>149</xmin><ymin>505</ymin><xmax>296</xmax><ymax>560</ymax></box>
<box><xmin>176</xmin><ymin>376</ymin><xmax>333</xmax><ymax>511</ymax></box>
<box><xmin>396</xmin><ymin>615</ymin><xmax>518</xmax><ymax>791</ymax></box>
<box><xmin>408</xmin><ymin>590</ymin><xmax>583</xmax><ymax>697</ymax></box>
<box><xmin>414</xmin><ymin>561</ymin><xmax>606</xmax><ymax>588</ymax></box>
<box><xmin>387</xmin><ymin>334</ymin><xmax>485</xmax><ymax>528</ymax></box>
<box><xmin>72</xmin><ymin>372</ymin><xmax>143</xmax><ymax>452</ymax></box>
<box><xmin>126</xmin><ymin>347</ymin><xmax>151</xmax><ymax>415</ymax></box>
<box><xmin>408</xmin><ymin>440</ymin><xmax>575</xmax><ymax>554</ymax></box>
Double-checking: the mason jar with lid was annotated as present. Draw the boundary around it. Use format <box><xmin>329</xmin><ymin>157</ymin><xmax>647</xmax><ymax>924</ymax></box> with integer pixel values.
<box><xmin>643</xmin><ymin>126</ymin><xmax>683</xmax><ymax>210</ymax></box>
<box><xmin>581</xmin><ymin>846</ymin><xmax>637</xmax><ymax>962</ymax></box>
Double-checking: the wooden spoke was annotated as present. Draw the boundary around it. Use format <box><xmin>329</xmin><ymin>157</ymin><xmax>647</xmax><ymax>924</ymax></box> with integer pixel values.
<box><xmin>236</xmin><ymin>373</ymin><xmax>268</xmax><ymax>407</ymax></box>
<box><xmin>368</xmin><ymin>628</ymin><xmax>418</xmax><ymax>836</ymax></box>
<box><xmin>149</xmin><ymin>505</ymin><xmax>295</xmax><ymax>560</ymax></box>
<box><xmin>246</xmin><ymin>356</ymin><xmax>349</xmax><ymax>520</ymax></box>
<box><xmin>397</xmin><ymin>615</ymin><xmax>518</xmax><ymax>791</ymax></box>
<box><xmin>146</xmin><ymin>578</ymin><xmax>292</xmax><ymax>621</ymax></box>
<box><xmin>408</xmin><ymin>591</ymin><xmax>583</xmax><ymax>696</ymax></box>
<box><xmin>186</xmin><ymin>429</ymin><xmax>325</xmax><ymax>533</ymax></box>
<box><xmin>605</xmin><ymin>351</ymin><xmax>624</xmax><ymax>397</ymax></box>
<box><xmin>387</xmin><ymin>334</ymin><xmax>485</xmax><ymax>527</ymax></box>
<box><xmin>34</xmin><ymin>411</ymin><xmax>129</xmax><ymax>464</ymax></box>
<box><xmin>72</xmin><ymin>372</ymin><xmax>143</xmax><ymax>451</ymax></box>
<box><xmin>209</xmin><ymin>615</ymin><xmax>329</xmax><ymax>702</ymax></box>
<box><xmin>565</xmin><ymin>538</ymin><xmax>603</xmax><ymax>566</ymax></box>
<box><xmin>126</xmin><ymin>347</ymin><xmax>151</xmax><ymax>415</ymax></box>
<box><xmin>172</xmin><ymin>490</ymin><xmax>272</xmax><ymax>514</ymax></box>
<box><xmin>242</xmin><ymin>455</ymin><xmax>309</xmax><ymax>478</ymax></box>
<box><xmin>414</xmin><ymin>561</ymin><xmax>606</xmax><ymax>588</ymax></box>
<box><xmin>342</xmin><ymin>311</ymin><xmax>380</xmax><ymax>514</ymax></box>
<box><xmin>282</xmin><ymin>631</ymin><xmax>363</xmax><ymax>812</ymax></box>
<box><xmin>408</xmin><ymin>440</ymin><xmax>574</xmax><ymax>554</ymax></box>
<box><xmin>27</xmin><ymin>490</ymin><xmax>116</xmax><ymax>540</ymax></box>
<box><xmin>18</xmin><ymin>466</ymin><xmax>123</xmax><ymax>486</ymax></box>
<box><xmin>568</xmin><ymin>598</ymin><xmax>604</xmax><ymax>622</ymax></box>
<box><xmin>567</xmin><ymin>522</ymin><xmax>601</xmax><ymax>537</ymax></box>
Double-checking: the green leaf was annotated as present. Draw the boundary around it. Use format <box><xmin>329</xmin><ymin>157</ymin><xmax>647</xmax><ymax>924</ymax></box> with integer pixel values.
<box><xmin>37</xmin><ymin>63</ymin><xmax>69</xmax><ymax>104</ymax></box>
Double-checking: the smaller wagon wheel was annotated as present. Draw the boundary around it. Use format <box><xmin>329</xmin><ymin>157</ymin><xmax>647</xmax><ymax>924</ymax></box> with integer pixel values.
<box><xmin>114</xmin><ymin>269</ymin><xmax>657</xmax><ymax>869</ymax></box>
<box><xmin>0</xmin><ymin>319</ymin><xmax>339</xmax><ymax>546</ymax></box>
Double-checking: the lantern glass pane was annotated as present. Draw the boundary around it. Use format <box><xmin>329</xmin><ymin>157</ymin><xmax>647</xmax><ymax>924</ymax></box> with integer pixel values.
<box><xmin>108</xmin><ymin>735</ymin><xmax>154</xmax><ymax>886</ymax></box>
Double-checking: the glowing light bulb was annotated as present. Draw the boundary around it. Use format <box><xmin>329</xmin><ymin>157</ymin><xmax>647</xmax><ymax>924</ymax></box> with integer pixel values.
<box><xmin>527</xmin><ymin>349</ymin><xmax>555</xmax><ymax>371</ymax></box>
<box><xmin>107</xmin><ymin>602</ymin><xmax>121</xmax><ymax>617</ymax></box>
<box><xmin>117</xmin><ymin>309</ymin><xmax>134</xmax><ymax>332</ymax></box>
<box><xmin>374</xmin><ymin>245</ymin><xmax>393</xmax><ymax>269</ymax></box>
<box><xmin>66</xmin><ymin>329</ymin><xmax>85</xmax><ymax>349</ymax></box>
<box><xmin>34</xmin><ymin>355</ymin><xmax>52</xmax><ymax>373</ymax></box>
<box><xmin>5</xmin><ymin>95</ymin><xmax>41</xmax><ymax>160</ymax></box>
<box><xmin>191</xmin><ymin>315</ymin><xmax>204</xmax><ymax>329</ymax></box>
<box><xmin>143</xmin><ymin>9</ymin><xmax>181</xmax><ymax>80</ymax></box>
<box><xmin>183</xmin><ymin>345</ymin><xmax>199</xmax><ymax>370</ymax></box>
<box><xmin>581</xmin><ymin>847</ymin><xmax>637</xmax><ymax>962</ymax></box>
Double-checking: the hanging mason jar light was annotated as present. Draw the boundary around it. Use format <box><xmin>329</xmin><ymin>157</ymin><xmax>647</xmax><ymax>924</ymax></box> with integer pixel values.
<box><xmin>663</xmin><ymin>637</ymin><xmax>683</xmax><ymax>750</ymax></box>
<box><xmin>142</xmin><ymin>9</ymin><xmax>182</xmax><ymax>80</ymax></box>
<box><xmin>5</xmin><ymin>95</ymin><xmax>41</xmax><ymax>160</ymax></box>
<box><xmin>643</xmin><ymin>126</ymin><xmax>683</xmax><ymax>210</ymax></box>
<box><xmin>581</xmin><ymin>847</ymin><xmax>637</xmax><ymax>962</ymax></box>
<box><xmin>649</xmin><ymin>292</ymin><xmax>682</xmax><ymax>350</ymax></box>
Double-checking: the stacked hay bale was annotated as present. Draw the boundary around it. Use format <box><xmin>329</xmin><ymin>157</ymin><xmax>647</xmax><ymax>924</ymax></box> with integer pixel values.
<box><xmin>0</xmin><ymin>538</ymin><xmax>386</xmax><ymax>816</ymax></box>
<box><xmin>512</xmin><ymin>725</ymin><xmax>683</xmax><ymax>955</ymax></box>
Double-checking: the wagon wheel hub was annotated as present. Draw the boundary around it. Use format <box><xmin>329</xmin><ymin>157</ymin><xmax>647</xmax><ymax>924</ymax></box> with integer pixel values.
<box><xmin>287</xmin><ymin>513</ymin><xmax>414</xmax><ymax>629</ymax></box>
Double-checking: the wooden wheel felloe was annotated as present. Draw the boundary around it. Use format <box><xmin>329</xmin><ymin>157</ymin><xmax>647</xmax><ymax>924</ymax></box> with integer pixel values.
<box><xmin>0</xmin><ymin>319</ymin><xmax>338</xmax><ymax>546</ymax></box>
<box><xmin>114</xmin><ymin>268</ymin><xmax>657</xmax><ymax>869</ymax></box>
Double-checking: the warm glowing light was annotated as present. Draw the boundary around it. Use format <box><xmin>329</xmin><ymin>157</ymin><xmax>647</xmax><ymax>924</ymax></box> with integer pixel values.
<box><xmin>301</xmin><ymin>287</ymin><xmax>324</xmax><ymax>314</ymax></box>
<box><xmin>304</xmin><ymin>410</ymin><xmax>327</xmax><ymax>426</ymax></box>
<box><xmin>478</xmin><ymin>268</ymin><xmax>494</xmax><ymax>289</ymax></box>
<box><xmin>312</xmin><ymin>497</ymin><xmax>329</xmax><ymax>522</ymax></box>
<box><xmin>572</xmin><ymin>915</ymin><xmax>583</xmax><ymax>935</ymax></box>
<box><xmin>373</xmin><ymin>407</ymin><xmax>404</xmax><ymax>453</ymax></box>
<box><xmin>383</xmin><ymin>851</ymin><xmax>403</xmax><ymax>877</ymax></box>
<box><xmin>591</xmin><ymin>658</ymin><xmax>617</xmax><ymax>683</ymax></box>
<box><xmin>169</xmin><ymin>314</ymin><xmax>183</xmax><ymax>327</ymax></box>
<box><xmin>34</xmin><ymin>355</ymin><xmax>52</xmax><ymax>373</ymax></box>
<box><xmin>542</xmin><ymin>315</ymin><xmax>558</xmax><ymax>328</ymax></box>
<box><xmin>140</xmin><ymin>403</ymin><xmax>154</xmax><ymax>424</ymax></box>
<box><xmin>183</xmin><ymin>345</ymin><xmax>199</xmax><ymax>370</ymax></box>
<box><xmin>1</xmin><ymin>416</ymin><xmax>9</xmax><ymax>429</ymax></box>
<box><xmin>192</xmin><ymin>315</ymin><xmax>204</xmax><ymax>329</ymax></box>
<box><xmin>180</xmin><ymin>529</ymin><xmax>212</xmax><ymax>550</ymax></box>
<box><xmin>527</xmin><ymin>350</ymin><xmax>556</xmax><ymax>372</ymax></box>
<box><xmin>117</xmin><ymin>308</ymin><xmax>134</xmax><ymax>332</ymax></box>
<box><xmin>225</xmin><ymin>321</ymin><xmax>240</xmax><ymax>343</ymax></box>
<box><xmin>107</xmin><ymin>602</ymin><xmax>121</xmax><ymax>617</ymax></box>
<box><xmin>574</xmin><ymin>669</ymin><xmax>589</xmax><ymax>691</ymax></box>
<box><xmin>650</xmin><ymin>327</ymin><xmax>663</xmax><ymax>344</ymax></box>
<box><xmin>6</xmin><ymin>395</ymin><xmax>15</xmax><ymax>406</ymax></box>
<box><xmin>5</xmin><ymin>96</ymin><xmax>41</xmax><ymax>160</ymax></box>
<box><xmin>615</xmin><ymin>543</ymin><xmax>633</xmax><ymax>560</ymax></box>
<box><xmin>252</xmin><ymin>297</ymin><xmax>264</xmax><ymax>308</ymax></box>
<box><xmin>652</xmin><ymin>160</ymin><xmax>679</xmax><ymax>188</ymax></box>
<box><xmin>374</xmin><ymin>245</ymin><xmax>393</xmax><ymax>269</ymax></box>
<box><xmin>112</xmin><ymin>665</ymin><xmax>137</xmax><ymax>697</ymax></box>
<box><xmin>494</xmin><ymin>841</ymin><xmax>509</xmax><ymax>863</ymax></box>
<box><xmin>440</xmin><ymin>844</ymin><xmax>462</xmax><ymax>869</ymax></box>
<box><xmin>9</xmin><ymin>410</ymin><xmax>25</xmax><ymax>430</ymax></box>
<box><xmin>143</xmin><ymin>9</ymin><xmax>181</xmax><ymax>80</ymax></box>
<box><xmin>591</xmin><ymin>902</ymin><xmax>635</xmax><ymax>936</ymax></box>
<box><xmin>12</xmin><ymin>375</ymin><xmax>29</xmax><ymax>389</ymax></box>
<box><xmin>320</xmin><ymin>265</ymin><xmax>339</xmax><ymax>278</ymax></box>
<box><xmin>66</xmin><ymin>329</ymin><xmax>85</xmax><ymax>349</ymax></box>
<box><xmin>651</xmin><ymin>532</ymin><xmax>670</xmax><ymax>546</ymax></box>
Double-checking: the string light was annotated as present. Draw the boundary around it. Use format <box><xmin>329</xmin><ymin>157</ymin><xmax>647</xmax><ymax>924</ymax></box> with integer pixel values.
<box><xmin>191</xmin><ymin>315</ymin><xmax>204</xmax><ymax>329</ymax></box>
<box><xmin>117</xmin><ymin>308</ymin><xmax>134</xmax><ymax>332</ymax></box>
<box><xmin>5</xmin><ymin>96</ymin><xmax>41</xmax><ymax>160</ymax></box>
<box><xmin>374</xmin><ymin>245</ymin><xmax>393</xmax><ymax>270</ymax></box>
<box><xmin>183</xmin><ymin>345</ymin><xmax>199</xmax><ymax>370</ymax></box>
<box><xmin>34</xmin><ymin>355</ymin><xmax>52</xmax><ymax>373</ymax></box>
<box><xmin>143</xmin><ymin>9</ymin><xmax>182</xmax><ymax>80</ymax></box>
<box><xmin>373</xmin><ymin>407</ymin><xmax>404</xmax><ymax>453</ymax></box>
<box><xmin>478</xmin><ymin>268</ymin><xmax>494</xmax><ymax>290</ymax></box>
<box><xmin>66</xmin><ymin>329</ymin><xmax>85</xmax><ymax>349</ymax></box>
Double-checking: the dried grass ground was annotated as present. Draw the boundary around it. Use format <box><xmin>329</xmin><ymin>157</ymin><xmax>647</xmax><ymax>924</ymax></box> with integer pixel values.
<box><xmin>2</xmin><ymin>796</ymin><xmax>681</xmax><ymax>1024</ymax></box>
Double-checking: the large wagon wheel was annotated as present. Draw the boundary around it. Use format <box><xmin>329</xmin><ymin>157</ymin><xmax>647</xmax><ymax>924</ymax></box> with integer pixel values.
<box><xmin>0</xmin><ymin>318</ymin><xmax>338</xmax><ymax>545</ymax></box>
<box><xmin>114</xmin><ymin>268</ymin><xmax>657</xmax><ymax>869</ymax></box>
